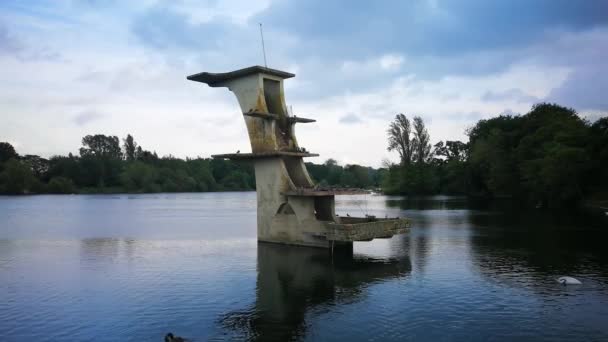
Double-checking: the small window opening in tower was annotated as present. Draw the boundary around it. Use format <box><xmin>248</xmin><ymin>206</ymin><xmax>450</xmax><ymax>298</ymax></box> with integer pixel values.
<box><xmin>263</xmin><ymin>78</ymin><xmax>284</xmax><ymax>115</ymax></box>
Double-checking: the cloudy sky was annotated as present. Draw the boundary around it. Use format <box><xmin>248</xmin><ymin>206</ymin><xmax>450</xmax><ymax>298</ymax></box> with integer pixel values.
<box><xmin>1</xmin><ymin>0</ymin><xmax>607</xmax><ymax>167</ymax></box>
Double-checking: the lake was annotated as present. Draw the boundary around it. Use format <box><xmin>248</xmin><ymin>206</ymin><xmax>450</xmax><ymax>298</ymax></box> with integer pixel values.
<box><xmin>1</xmin><ymin>192</ymin><xmax>607</xmax><ymax>341</ymax></box>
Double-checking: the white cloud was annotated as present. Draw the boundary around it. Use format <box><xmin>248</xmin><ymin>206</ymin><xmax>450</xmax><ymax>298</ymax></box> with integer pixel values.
<box><xmin>340</xmin><ymin>53</ymin><xmax>405</xmax><ymax>74</ymax></box>
<box><xmin>379</xmin><ymin>54</ymin><xmax>404</xmax><ymax>71</ymax></box>
<box><xmin>339</xmin><ymin>113</ymin><xmax>363</xmax><ymax>124</ymax></box>
<box><xmin>72</xmin><ymin>110</ymin><xmax>105</xmax><ymax>126</ymax></box>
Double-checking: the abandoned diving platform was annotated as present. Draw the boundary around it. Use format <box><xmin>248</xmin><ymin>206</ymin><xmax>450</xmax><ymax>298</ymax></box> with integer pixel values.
<box><xmin>188</xmin><ymin>65</ymin><xmax>409</xmax><ymax>248</ymax></box>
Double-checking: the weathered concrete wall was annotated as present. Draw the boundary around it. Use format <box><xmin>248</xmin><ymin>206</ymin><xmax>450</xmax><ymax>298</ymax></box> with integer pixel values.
<box><xmin>266</xmin><ymin>194</ymin><xmax>330</xmax><ymax>247</ymax></box>
<box><xmin>253</xmin><ymin>159</ymin><xmax>293</xmax><ymax>239</ymax></box>
<box><xmin>283</xmin><ymin>157</ymin><xmax>314</xmax><ymax>188</ymax></box>
<box><xmin>220</xmin><ymin>74</ymin><xmax>278</xmax><ymax>152</ymax></box>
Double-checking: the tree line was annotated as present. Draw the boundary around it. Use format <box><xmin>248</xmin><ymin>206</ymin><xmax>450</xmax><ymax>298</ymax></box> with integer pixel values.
<box><xmin>0</xmin><ymin>135</ymin><xmax>382</xmax><ymax>195</ymax></box>
<box><xmin>383</xmin><ymin>103</ymin><xmax>608</xmax><ymax>208</ymax></box>
<box><xmin>2</xmin><ymin>102</ymin><xmax>605</xmax><ymax>208</ymax></box>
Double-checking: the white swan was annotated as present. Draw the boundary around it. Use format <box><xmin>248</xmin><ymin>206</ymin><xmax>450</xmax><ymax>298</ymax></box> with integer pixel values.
<box><xmin>557</xmin><ymin>276</ymin><xmax>582</xmax><ymax>285</ymax></box>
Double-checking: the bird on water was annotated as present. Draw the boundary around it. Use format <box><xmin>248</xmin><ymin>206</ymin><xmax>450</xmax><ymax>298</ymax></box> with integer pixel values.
<box><xmin>165</xmin><ymin>332</ymin><xmax>187</xmax><ymax>342</ymax></box>
<box><xmin>557</xmin><ymin>276</ymin><xmax>582</xmax><ymax>285</ymax></box>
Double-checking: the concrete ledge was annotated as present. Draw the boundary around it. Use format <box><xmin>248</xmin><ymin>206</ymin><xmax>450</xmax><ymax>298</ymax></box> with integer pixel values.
<box><xmin>289</xmin><ymin>116</ymin><xmax>316</xmax><ymax>123</ymax></box>
<box><xmin>212</xmin><ymin>151</ymin><xmax>320</xmax><ymax>160</ymax></box>
<box><xmin>323</xmin><ymin>218</ymin><xmax>409</xmax><ymax>242</ymax></box>
<box><xmin>242</xmin><ymin>111</ymin><xmax>316</xmax><ymax>123</ymax></box>
<box><xmin>243</xmin><ymin>111</ymin><xmax>279</xmax><ymax>120</ymax></box>
<box><xmin>283</xmin><ymin>188</ymin><xmax>369</xmax><ymax>196</ymax></box>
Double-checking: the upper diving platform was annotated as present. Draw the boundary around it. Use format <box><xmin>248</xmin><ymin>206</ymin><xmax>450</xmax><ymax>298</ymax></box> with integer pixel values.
<box><xmin>187</xmin><ymin>66</ymin><xmax>295</xmax><ymax>86</ymax></box>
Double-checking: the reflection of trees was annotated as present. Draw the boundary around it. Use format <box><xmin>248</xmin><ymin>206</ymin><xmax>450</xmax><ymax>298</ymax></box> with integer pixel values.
<box><xmin>469</xmin><ymin>208</ymin><xmax>608</xmax><ymax>286</ymax></box>
<box><xmin>80</xmin><ymin>238</ymin><xmax>121</xmax><ymax>259</ymax></box>
<box><xmin>384</xmin><ymin>196</ymin><xmax>470</xmax><ymax>211</ymax></box>
<box><xmin>386</xmin><ymin>196</ymin><xmax>457</xmax><ymax>275</ymax></box>
<box><xmin>395</xmin><ymin>221</ymin><xmax>430</xmax><ymax>275</ymax></box>
<box><xmin>79</xmin><ymin>238</ymin><xmax>137</xmax><ymax>265</ymax></box>
<box><xmin>219</xmin><ymin>243</ymin><xmax>411</xmax><ymax>341</ymax></box>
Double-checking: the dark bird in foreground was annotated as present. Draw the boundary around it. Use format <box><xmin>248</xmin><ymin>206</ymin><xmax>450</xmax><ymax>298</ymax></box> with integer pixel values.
<box><xmin>165</xmin><ymin>332</ymin><xmax>187</xmax><ymax>342</ymax></box>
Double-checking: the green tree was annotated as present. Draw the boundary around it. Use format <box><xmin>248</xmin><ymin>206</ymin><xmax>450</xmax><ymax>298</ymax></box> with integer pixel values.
<box><xmin>435</xmin><ymin>141</ymin><xmax>468</xmax><ymax>162</ymax></box>
<box><xmin>467</xmin><ymin>103</ymin><xmax>593</xmax><ymax>207</ymax></box>
<box><xmin>412</xmin><ymin>116</ymin><xmax>431</xmax><ymax>164</ymax></box>
<box><xmin>469</xmin><ymin>126</ymin><xmax>519</xmax><ymax>197</ymax></box>
<box><xmin>48</xmin><ymin>176</ymin><xmax>76</xmax><ymax>194</ymax></box>
<box><xmin>79</xmin><ymin>134</ymin><xmax>122</xmax><ymax>159</ymax></box>
<box><xmin>123</xmin><ymin>134</ymin><xmax>138</xmax><ymax>161</ymax></box>
<box><xmin>78</xmin><ymin>135</ymin><xmax>123</xmax><ymax>188</ymax></box>
<box><xmin>387</xmin><ymin>114</ymin><xmax>414</xmax><ymax>166</ymax></box>
<box><xmin>187</xmin><ymin>158</ymin><xmax>217</xmax><ymax>191</ymax></box>
<box><xmin>588</xmin><ymin>117</ymin><xmax>608</xmax><ymax>195</ymax></box>
<box><xmin>344</xmin><ymin>164</ymin><xmax>371</xmax><ymax>188</ymax></box>
<box><xmin>47</xmin><ymin>155</ymin><xmax>83</xmax><ymax>186</ymax></box>
<box><xmin>385</xmin><ymin>114</ymin><xmax>435</xmax><ymax>194</ymax></box>
<box><xmin>0</xmin><ymin>142</ymin><xmax>18</xmax><ymax>165</ymax></box>
<box><xmin>135</xmin><ymin>146</ymin><xmax>158</xmax><ymax>162</ymax></box>
<box><xmin>0</xmin><ymin>159</ymin><xmax>36</xmax><ymax>194</ymax></box>
<box><xmin>432</xmin><ymin>140</ymin><xmax>469</xmax><ymax>194</ymax></box>
<box><xmin>120</xmin><ymin>161</ymin><xmax>158</xmax><ymax>192</ymax></box>
<box><xmin>21</xmin><ymin>154</ymin><xmax>49</xmax><ymax>180</ymax></box>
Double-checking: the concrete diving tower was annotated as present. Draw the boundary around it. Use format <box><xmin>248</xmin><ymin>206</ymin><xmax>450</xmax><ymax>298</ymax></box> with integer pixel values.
<box><xmin>188</xmin><ymin>65</ymin><xmax>409</xmax><ymax>248</ymax></box>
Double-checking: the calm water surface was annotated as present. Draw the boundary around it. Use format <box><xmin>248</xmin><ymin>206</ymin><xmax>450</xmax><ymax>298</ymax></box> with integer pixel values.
<box><xmin>1</xmin><ymin>192</ymin><xmax>607</xmax><ymax>341</ymax></box>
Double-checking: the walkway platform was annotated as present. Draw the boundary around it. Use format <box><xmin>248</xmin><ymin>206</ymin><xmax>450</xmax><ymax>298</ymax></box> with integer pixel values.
<box><xmin>323</xmin><ymin>217</ymin><xmax>410</xmax><ymax>242</ymax></box>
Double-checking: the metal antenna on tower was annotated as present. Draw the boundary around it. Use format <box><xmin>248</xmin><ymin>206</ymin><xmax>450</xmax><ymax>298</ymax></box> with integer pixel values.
<box><xmin>259</xmin><ymin>23</ymin><xmax>268</xmax><ymax>68</ymax></box>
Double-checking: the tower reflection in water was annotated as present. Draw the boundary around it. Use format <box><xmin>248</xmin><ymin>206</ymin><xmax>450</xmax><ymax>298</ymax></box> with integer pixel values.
<box><xmin>219</xmin><ymin>243</ymin><xmax>411</xmax><ymax>341</ymax></box>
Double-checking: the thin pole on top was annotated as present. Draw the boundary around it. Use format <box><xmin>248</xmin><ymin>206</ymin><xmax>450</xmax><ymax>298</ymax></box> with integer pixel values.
<box><xmin>259</xmin><ymin>23</ymin><xmax>268</xmax><ymax>68</ymax></box>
